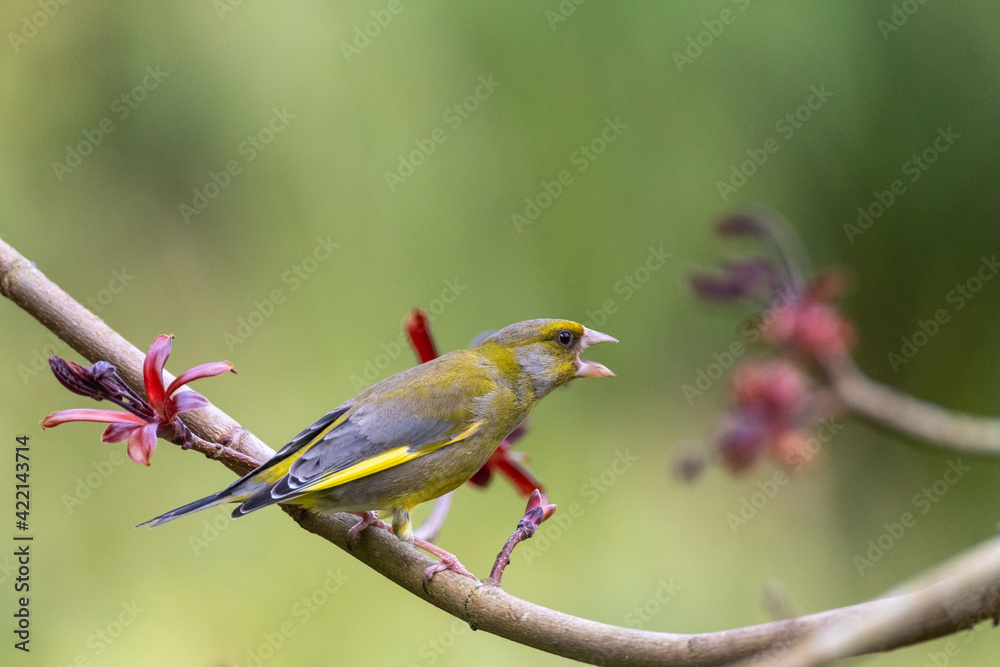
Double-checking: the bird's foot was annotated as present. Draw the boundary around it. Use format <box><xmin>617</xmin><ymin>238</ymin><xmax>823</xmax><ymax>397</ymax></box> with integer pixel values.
<box><xmin>347</xmin><ymin>511</ymin><xmax>392</xmax><ymax>550</ymax></box>
<box><xmin>414</xmin><ymin>537</ymin><xmax>476</xmax><ymax>590</ymax></box>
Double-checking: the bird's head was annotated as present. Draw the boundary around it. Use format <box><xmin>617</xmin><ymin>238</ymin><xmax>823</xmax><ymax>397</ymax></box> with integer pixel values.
<box><xmin>478</xmin><ymin>319</ymin><xmax>617</xmax><ymax>399</ymax></box>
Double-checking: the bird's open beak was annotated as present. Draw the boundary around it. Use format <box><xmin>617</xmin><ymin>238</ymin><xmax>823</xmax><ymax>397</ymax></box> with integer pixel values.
<box><xmin>575</xmin><ymin>328</ymin><xmax>618</xmax><ymax>378</ymax></box>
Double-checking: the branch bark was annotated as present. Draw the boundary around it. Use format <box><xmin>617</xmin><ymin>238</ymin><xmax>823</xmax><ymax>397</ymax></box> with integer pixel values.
<box><xmin>3</xmin><ymin>235</ymin><xmax>997</xmax><ymax>666</ymax></box>
<box><xmin>824</xmin><ymin>356</ymin><xmax>1000</xmax><ymax>456</ymax></box>
<box><xmin>0</xmin><ymin>238</ymin><xmax>272</xmax><ymax>475</ymax></box>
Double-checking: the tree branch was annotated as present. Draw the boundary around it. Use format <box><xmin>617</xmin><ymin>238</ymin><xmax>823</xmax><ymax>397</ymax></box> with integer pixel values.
<box><xmin>0</xmin><ymin>238</ymin><xmax>272</xmax><ymax>475</ymax></box>
<box><xmin>824</xmin><ymin>356</ymin><xmax>1000</xmax><ymax>456</ymax></box>
<box><xmin>756</xmin><ymin>537</ymin><xmax>1000</xmax><ymax>666</ymax></box>
<box><xmin>3</xmin><ymin>235</ymin><xmax>997</xmax><ymax>665</ymax></box>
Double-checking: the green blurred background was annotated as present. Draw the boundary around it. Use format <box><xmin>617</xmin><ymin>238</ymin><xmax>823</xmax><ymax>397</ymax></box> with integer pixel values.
<box><xmin>3</xmin><ymin>2</ymin><xmax>1000</xmax><ymax>665</ymax></box>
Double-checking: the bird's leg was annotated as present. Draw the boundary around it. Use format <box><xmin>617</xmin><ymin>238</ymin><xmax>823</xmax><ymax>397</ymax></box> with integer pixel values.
<box><xmin>391</xmin><ymin>507</ymin><xmax>414</xmax><ymax>543</ymax></box>
<box><xmin>347</xmin><ymin>511</ymin><xmax>392</xmax><ymax>548</ymax></box>
<box><xmin>391</xmin><ymin>507</ymin><xmax>476</xmax><ymax>587</ymax></box>
<box><xmin>414</xmin><ymin>537</ymin><xmax>476</xmax><ymax>588</ymax></box>
<box><xmin>412</xmin><ymin>491</ymin><xmax>453</xmax><ymax>542</ymax></box>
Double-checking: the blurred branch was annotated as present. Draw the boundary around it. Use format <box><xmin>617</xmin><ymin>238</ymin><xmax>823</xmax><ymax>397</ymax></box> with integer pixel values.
<box><xmin>3</xmin><ymin>235</ymin><xmax>999</xmax><ymax>665</ymax></box>
<box><xmin>824</xmin><ymin>355</ymin><xmax>1000</xmax><ymax>456</ymax></box>
<box><xmin>693</xmin><ymin>212</ymin><xmax>1000</xmax><ymax>469</ymax></box>
<box><xmin>756</xmin><ymin>536</ymin><xmax>1000</xmax><ymax>666</ymax></box>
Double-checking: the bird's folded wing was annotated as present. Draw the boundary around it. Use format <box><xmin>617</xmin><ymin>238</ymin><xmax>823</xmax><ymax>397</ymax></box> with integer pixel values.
<box><xmin>243</xmin><ymin>353</ymin><xmax>496</xmax><ymax>509</ymax></box>
<box><xmin>280</xmin><ymin>418</ymin><xmax>483</xmax><ymax>496</ymax></box>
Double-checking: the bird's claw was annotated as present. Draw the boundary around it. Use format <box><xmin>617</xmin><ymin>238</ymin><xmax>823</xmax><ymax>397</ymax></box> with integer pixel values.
<box><xmin>422</xmin><ymin>555</ymin><xmax>476</xmax><ymax>588</ymax></box>
<box><xmin>347</xmin><ymin>511</ymin><xmax>392</xmax><ymax>550</ymax></box>
<box><xmin>414</xmin><ymin>536</ymin><xmax>476</xmax><ymax>591</ymax></box>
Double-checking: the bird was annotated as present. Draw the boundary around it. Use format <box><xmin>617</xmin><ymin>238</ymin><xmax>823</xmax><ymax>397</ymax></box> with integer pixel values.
<box><xmin>140</xmin><ymin>319</ymin><xmax>617</xmax><ymax>581</ymax></box>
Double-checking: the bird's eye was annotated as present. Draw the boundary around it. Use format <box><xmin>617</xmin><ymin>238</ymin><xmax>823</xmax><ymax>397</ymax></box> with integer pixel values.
<box><xmin>556</xmin><ymin>330</ymin><xmax>574</xmax><ymax>347</ymax></box>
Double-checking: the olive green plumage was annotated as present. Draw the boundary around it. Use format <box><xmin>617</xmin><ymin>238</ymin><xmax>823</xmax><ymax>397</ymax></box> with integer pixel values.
<box><xmin>141</xmin><ymin>319</ymin><xmax>616</xmax><ymax>541</ymax></box>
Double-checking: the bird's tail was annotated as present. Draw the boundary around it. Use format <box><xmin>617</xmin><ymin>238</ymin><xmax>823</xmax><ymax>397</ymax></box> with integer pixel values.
<box><xmin>139</xmin><ymin>407</ymin><xmax>353</xmax><ymax>528</ymax></box>
<box><xmin>138</xmin><ymin>485</ymin><xmax>252</xmax><ymax>528</ymax></box>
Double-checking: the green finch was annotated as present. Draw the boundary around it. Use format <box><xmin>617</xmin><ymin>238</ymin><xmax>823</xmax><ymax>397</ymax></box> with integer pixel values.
<box><xmin>142</xmin><ymin>319</ymin><xmax>616</xmax><ymax>579</ymax></box>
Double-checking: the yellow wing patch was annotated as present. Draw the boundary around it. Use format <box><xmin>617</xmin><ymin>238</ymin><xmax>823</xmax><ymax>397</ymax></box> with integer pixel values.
<box><xmin>296</xmin><ymin>420</ymin><xmax>483</xmax><ymax>494</ymax></box>
<box><xmin>252</xmin><ymin>410</ymin><xmax>353</xmax><ymax>484</ymax></box>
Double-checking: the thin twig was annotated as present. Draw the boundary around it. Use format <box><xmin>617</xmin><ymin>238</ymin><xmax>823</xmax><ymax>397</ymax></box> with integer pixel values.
<box><xmin>184</xmin><ymin>431</ymin><xmax>261</xmax><ymax>473</ymax></box>
<box><xmin>3</xmin><ymin>235</ymin><xmax>999</xmax><ymax>665</ymax></box>
<box><xmin>490</xmin><ymin>489</ymin><xmax>556</xmax><ymax>585</ymax></box>
<box><xmin>824</xmin><ymin>355</ymin><xmax>1000</xmax><ymax>456</ymax></box>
